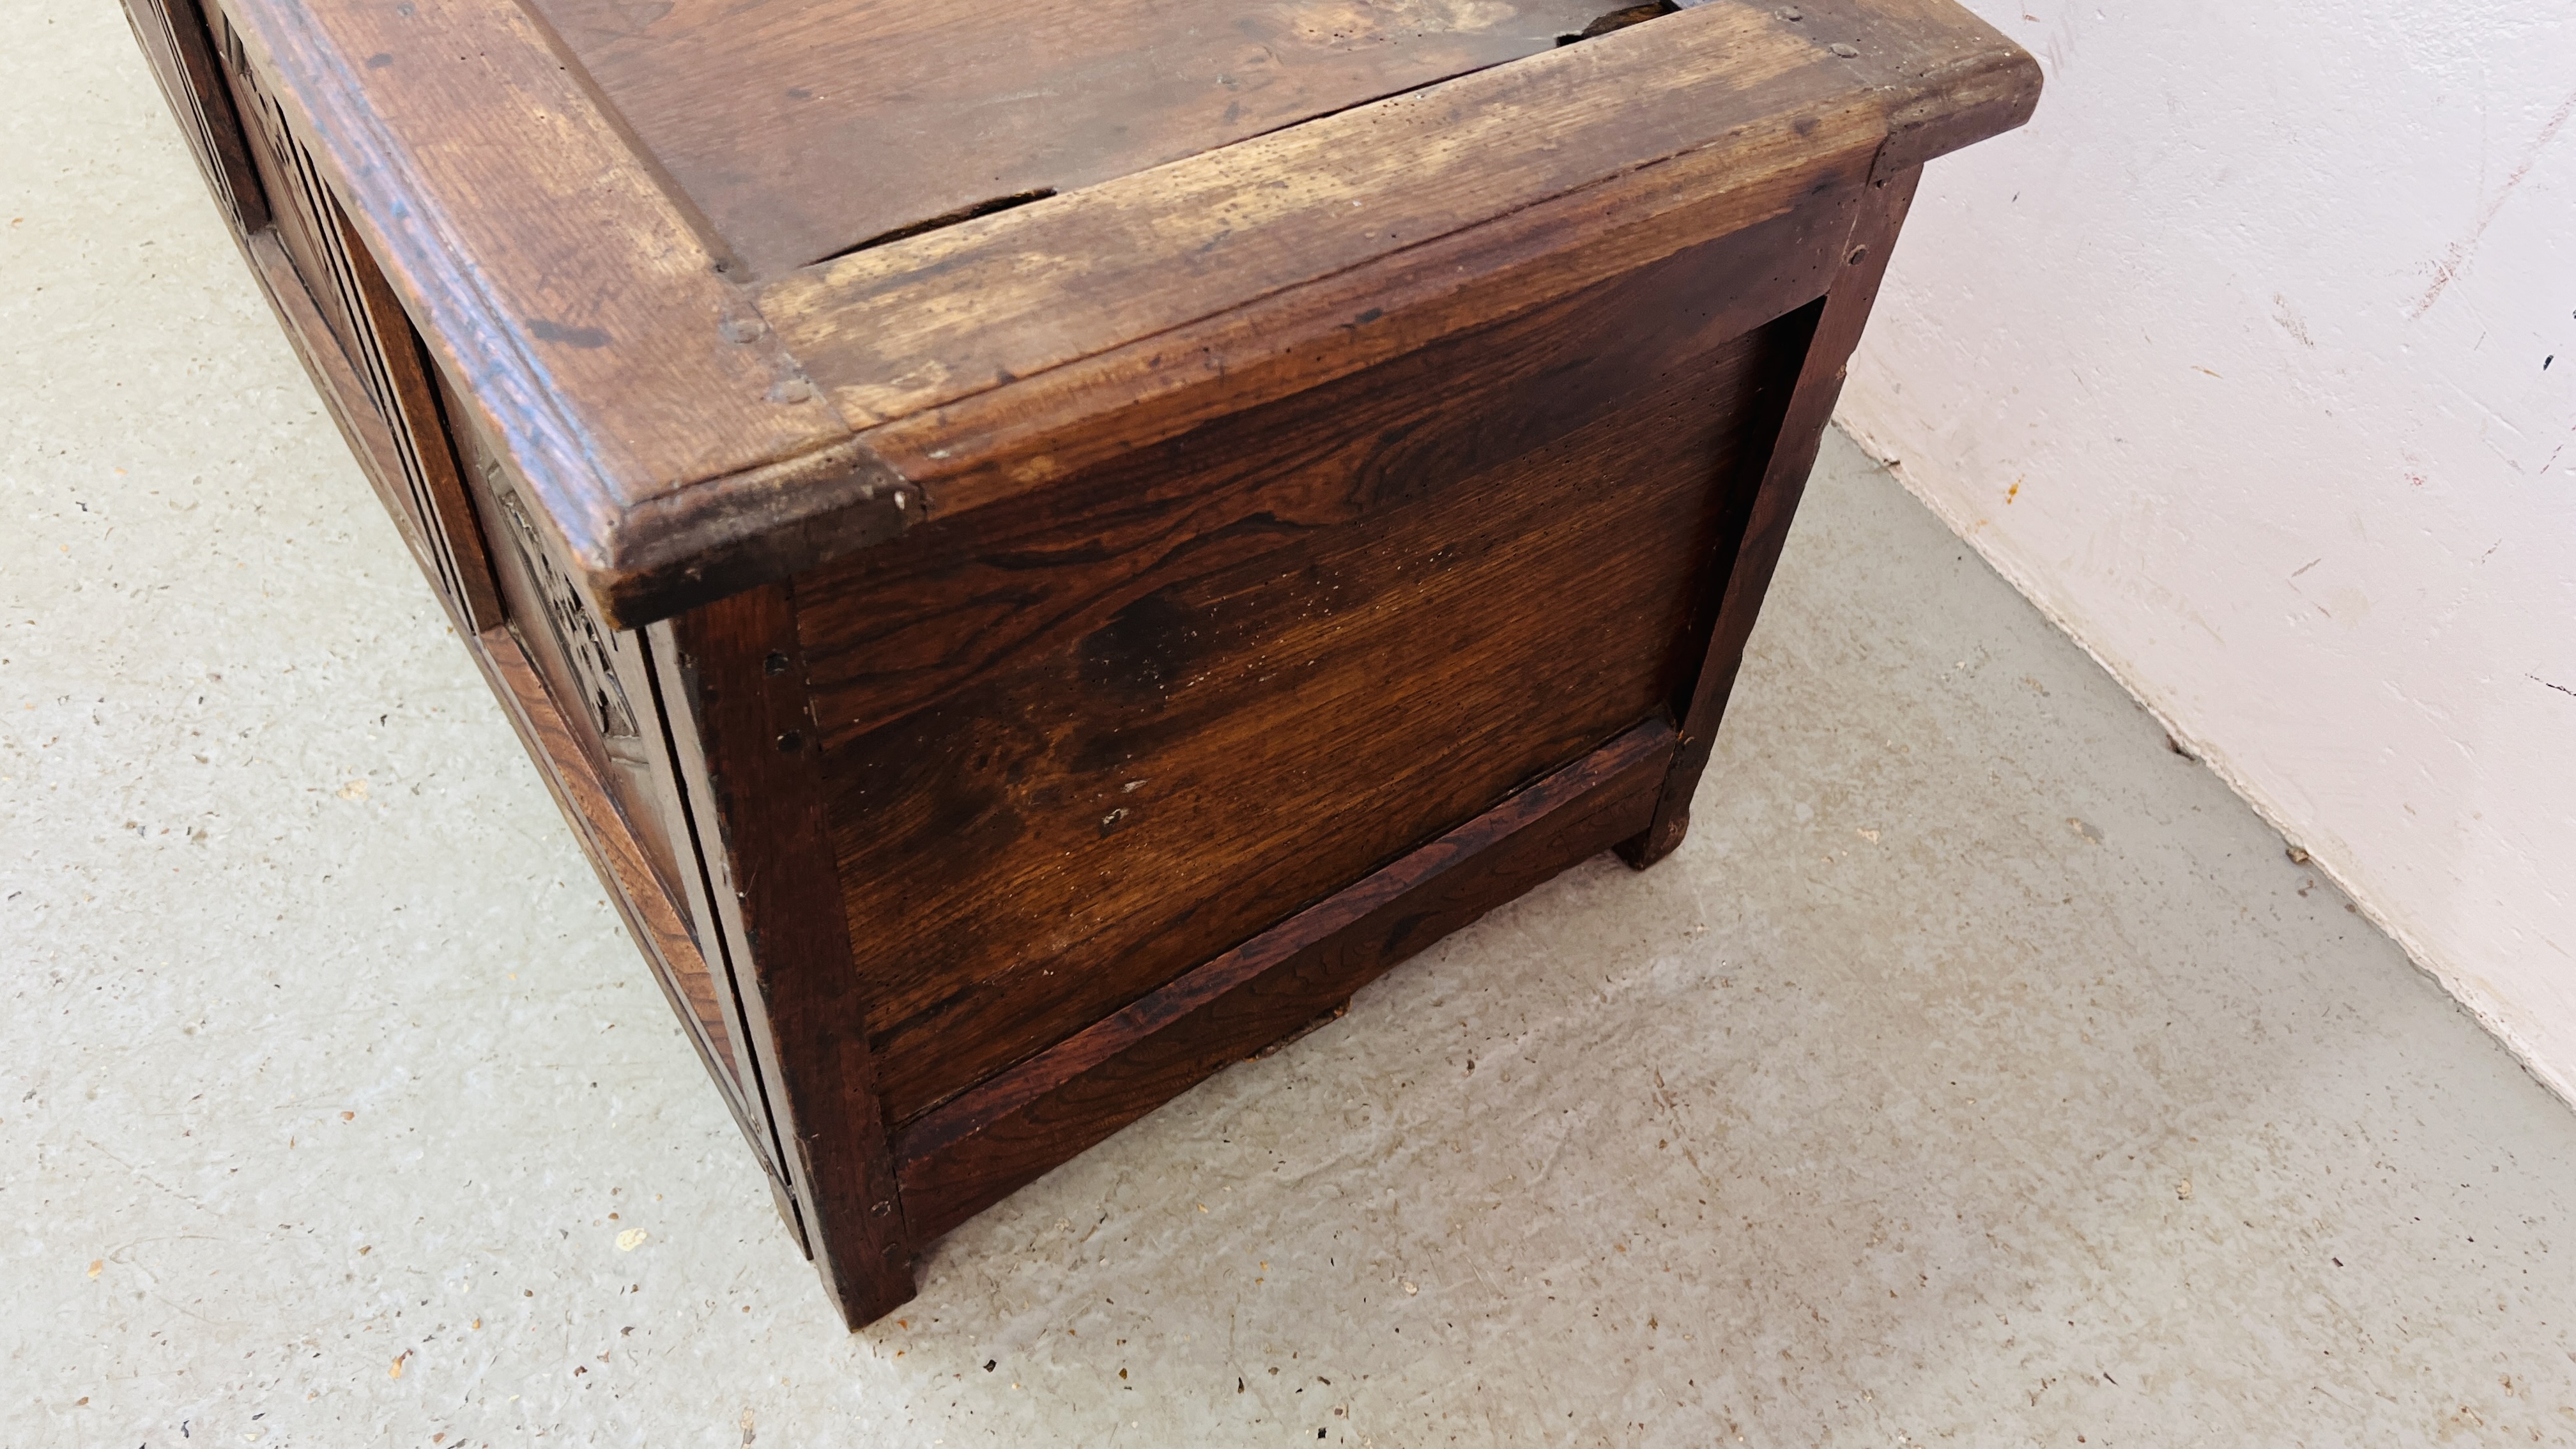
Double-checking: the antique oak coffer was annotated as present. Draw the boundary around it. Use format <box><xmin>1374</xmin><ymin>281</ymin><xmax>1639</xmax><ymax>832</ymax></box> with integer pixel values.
<box><xmin>124</xmin><ymin>0</ymin><xmax>2037</xmax><ymax>1327</ymax></box>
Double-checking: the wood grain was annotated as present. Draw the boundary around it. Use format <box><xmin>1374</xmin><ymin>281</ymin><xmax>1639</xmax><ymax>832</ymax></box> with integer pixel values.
<box><xmin>797</xmin><ymin>243</ymin><xmax>1813</xmax><ymax>1125</ymax></box>
<box><xmin>896</xmin><ymin>716</ymin><xmax>1675</xmax><ymax>1238</ymax></box>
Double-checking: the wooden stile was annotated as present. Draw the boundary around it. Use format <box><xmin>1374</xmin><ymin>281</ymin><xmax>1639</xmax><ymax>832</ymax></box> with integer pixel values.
<box><xmin>123</xmin><ymin>0</ymin><xmax>2037</xmax><ymax>1326</ymax></box>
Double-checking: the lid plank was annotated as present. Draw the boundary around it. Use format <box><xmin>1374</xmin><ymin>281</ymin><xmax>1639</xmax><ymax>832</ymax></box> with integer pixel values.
<box><xmin>528</xmin><ymin>0</ymin><xmax>1618</xmax><ymax>277</ymax></box>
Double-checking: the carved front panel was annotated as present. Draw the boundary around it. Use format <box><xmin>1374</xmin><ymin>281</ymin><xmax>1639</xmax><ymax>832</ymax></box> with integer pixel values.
<box><xmin>440</xmin><ymin>395</ymin><xmax>695</xmax><ymax>911</ymax></box>
<box><xmin>488</xmin><ymin>480</ymin><xmax>641</xmax><ymax>743</ymax></box>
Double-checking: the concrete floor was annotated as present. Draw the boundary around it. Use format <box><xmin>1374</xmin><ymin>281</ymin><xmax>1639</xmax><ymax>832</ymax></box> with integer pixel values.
<box><xmin>10</xmin><ymin>4</ymin><xmax>2576</xmax><ymax>1445</ymax></box>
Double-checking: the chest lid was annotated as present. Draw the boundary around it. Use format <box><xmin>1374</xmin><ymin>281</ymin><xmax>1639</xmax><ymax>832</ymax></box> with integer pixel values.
<box><xmin>220</xmin><ymin>0</ymin><xmax>2036</xmax><ymax>625</ymax></box>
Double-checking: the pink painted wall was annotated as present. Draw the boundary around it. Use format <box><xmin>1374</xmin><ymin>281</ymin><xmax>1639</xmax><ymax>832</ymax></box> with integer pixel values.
<box><xmin>1840</xmin><ymin>1</ymin><xmax>2576</xmax><ymax>1098</ymax></box>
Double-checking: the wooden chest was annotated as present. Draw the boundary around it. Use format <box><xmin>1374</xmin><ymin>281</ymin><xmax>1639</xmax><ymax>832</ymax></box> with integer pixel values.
<box><xmin>125</xmin><ymin>0</ymin><xmax>2037</xmax><ymax>1327</ymax></box>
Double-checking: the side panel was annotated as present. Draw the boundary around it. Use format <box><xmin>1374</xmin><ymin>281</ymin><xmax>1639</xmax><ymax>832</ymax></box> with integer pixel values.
<box><xmin>793</xmin><ymin>229</ymin><xmax>1821</xmax><ymax>1128</ymax></box>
